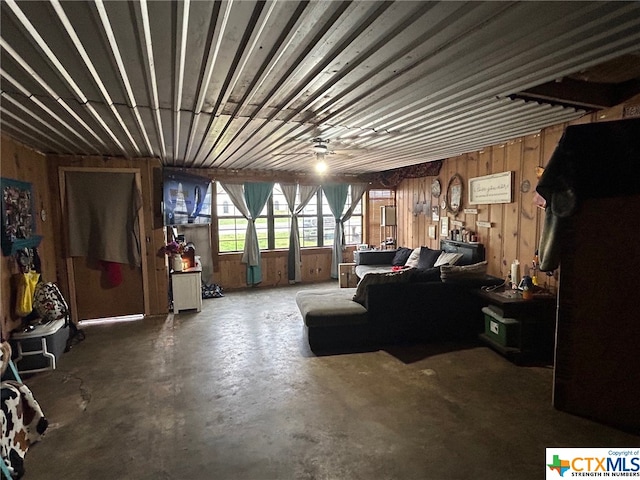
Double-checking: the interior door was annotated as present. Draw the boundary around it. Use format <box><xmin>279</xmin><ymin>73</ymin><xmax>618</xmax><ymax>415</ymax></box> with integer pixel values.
<box><xmin>71</xmin><ymin>257</ymin><xmax>143</xmax><ymax>319</ymax></box>
<box><xmin>61</xmin><ymin>168</ymin><xmax>147</xmax><ymax>321</ymax></box>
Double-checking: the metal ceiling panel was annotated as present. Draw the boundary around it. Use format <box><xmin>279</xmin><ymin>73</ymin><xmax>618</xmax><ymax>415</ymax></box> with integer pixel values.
<box><xmin>2</xmin><ymin>1</ymin><xmax>640</xmax><ymax>175</ymax></box>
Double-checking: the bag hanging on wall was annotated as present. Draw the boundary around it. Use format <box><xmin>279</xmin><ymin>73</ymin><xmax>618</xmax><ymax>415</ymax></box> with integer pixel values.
<box><xmin>14</xmin><ymin>271</ymin><xmax>40</xmax><ymax>318</ymax></box>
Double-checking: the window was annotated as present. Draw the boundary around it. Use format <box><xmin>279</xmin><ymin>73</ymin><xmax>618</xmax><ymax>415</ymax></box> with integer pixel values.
<box><xmin>216</xmin><ymin>182</ymin><xmax>362</xmax><ymax>252</ymax></box>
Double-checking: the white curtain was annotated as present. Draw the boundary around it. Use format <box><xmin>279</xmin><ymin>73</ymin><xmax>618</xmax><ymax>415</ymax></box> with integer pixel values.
<box><xmin>282</xmin><ymin>184</ymin><xmax>319</xmax><ymax>283</ymax></box>
<box><xmin>219</xmin><ymin>182</ymin><xmax>257</xmax><ymax>261</ymax></box>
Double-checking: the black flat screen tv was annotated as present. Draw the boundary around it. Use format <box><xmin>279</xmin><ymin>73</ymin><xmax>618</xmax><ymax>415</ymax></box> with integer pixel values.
<box><xmin>162</xmin><ymin>170</ymin><xmax>212</xmax><ymax>226</ymax></box>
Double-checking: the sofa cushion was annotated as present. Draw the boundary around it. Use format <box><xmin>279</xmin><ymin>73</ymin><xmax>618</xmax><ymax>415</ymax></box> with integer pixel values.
<box><xmin>352</xmin><ymin>268</ymin><xmax>414</xmax><ymax>306</ymax></box>
<box><xmin>418</xmin><ymin>247</ymin><xmax>441</xmax><ymax>269</ymax></box>
<box><xmin>354</xmin><ymin>249</ymin><xmax>398</xmax><ymax>266</ymax></box>
<box><xmin>404</xmin><ymin>248</ymin><xmax>422</xmax><ymax>268</ymax></box>
<box><xmin>434</xmin><ymin>251</ymin><xmax>464</xmax><ymax>267</ymax></box>
<box><xmin>392</xmin><ymin>247</ymin><xmax>413</xmax><ymax>266</ymax></box>
<box><xmin>296</xmin><ymin>289</ymin><xmax>368</xmax><ymax>327</ymax></box>
<box><xmin>355</xmin><ymin>264</ymin><xmax>393</xmax><ymax>277</ymax></box>
<box><xmin>411</xmin><ymin>267</ymin><xmax>442</xmax><ymax>283</ymax></box>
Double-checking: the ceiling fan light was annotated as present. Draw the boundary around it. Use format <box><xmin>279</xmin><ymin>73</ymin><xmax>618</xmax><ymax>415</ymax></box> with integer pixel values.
<box><xmin>312</xmin><ymin>144</ymin><xmax>328</xmax><ymax>154</ymax></box>
<box><xmin>315</xmin><ymin>159</ymin><xmax>328</xmax><ymax>173</ymax></box>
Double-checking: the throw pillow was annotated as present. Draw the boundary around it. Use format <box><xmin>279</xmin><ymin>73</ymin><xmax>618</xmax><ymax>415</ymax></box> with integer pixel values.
<box><xmin>440</xmin><ymin>261</ymin><xmax>488</xmax><ymax>282</ymax></box>
<box><xmin>411</xmin><ymin>267</ymin><xmax>441</xmax><ymax>283</ymax></box>
<box><xmin>404</xmin><ymin>248</ymin><xmax>422</xmax><ymax>268</ymax></box>
<box><xmin>352</xmin><ymin>268</ymin><xmax>414</xmax><ymax>306</ymax></box>
<box><xmin>417</xmin><ymin>246</ymin><xmax>441</xmax><ymax>269</ymax></box>
<box><xmin>434</xmin><ymin>251</ymin><xmax>464</xmax><ymax>267</ymax></box>
<box><xmin>392</xmin><ymin>247</ymin><xmax>413</xmax><ymax>266</ymax></box>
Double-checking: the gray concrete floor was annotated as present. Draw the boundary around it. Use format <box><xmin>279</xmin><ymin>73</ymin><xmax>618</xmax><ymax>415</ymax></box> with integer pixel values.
<box><xmin>22</xmin><ymin>282</ymin><xmax>639</xmax><ymax>479</ymax></box>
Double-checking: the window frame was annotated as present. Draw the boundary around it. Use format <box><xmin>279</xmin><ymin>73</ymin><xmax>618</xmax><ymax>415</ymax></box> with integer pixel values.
<box><xmin>215</xmin><ymin>182</ymin><xmax>362</xmax><ymax>253</ymax></box>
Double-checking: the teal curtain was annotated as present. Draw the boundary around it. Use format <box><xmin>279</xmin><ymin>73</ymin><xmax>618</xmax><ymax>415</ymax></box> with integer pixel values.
<box><xmin>243</xmin><ymin>182</ymin><xmax>274</xmax><ymax>285</ymax></box>
<box><xmin>322</xmin><ymin>184</ymin><xmax>349</xmax><ymax>279</ymax></box>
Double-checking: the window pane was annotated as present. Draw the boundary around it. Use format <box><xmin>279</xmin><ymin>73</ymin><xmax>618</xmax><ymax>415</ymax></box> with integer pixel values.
<box><xmin>217</xmin><ymin>185</ymin><xmax>242</xmax><ymax>217</ymax></box>
<box><xmin>274</xmin><ymin>216</ymin><xmax>291</xmax><ymax>249</ymax></box>
<box><xmin>255</xmin><ymin>217</ymin><xmax>268</xmax><ymax>249</ymax></box>
<box><xmin>301</xmin><ymin>194</ymin><xmax>317</xmax><ymax>215</ymax></box>
<box><xmin>299</xmin><ymin>216</ymin><xmax>318</xmax><ymax>247</ymax></box>
<box><xmin>272</xmin><ymin>184</ymin><xmax>288</xmax><ymax>215</ymax></box>
<box><xmin>218</xmin><ymin>217</ymin><xmax>247</xmax><ymax>252</ymax></box>
<box><xmin>323</xmin><ymin>216</ymin><xmax>335</xmax><ymax>246</ymax></box>
<box><xmin>344</xmin><ymin>216</ymin><xmax>362</xmax><ymax>245</ymax></box>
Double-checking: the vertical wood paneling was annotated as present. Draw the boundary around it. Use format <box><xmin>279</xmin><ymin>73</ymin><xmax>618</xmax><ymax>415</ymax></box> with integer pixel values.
<box><xmin>390</xmin><ymin>99</ymin><xmax>634</xmax><ymax>283</ymax></box>
<box><xmin>503</xmin><ymin>140</ymin><xmax>523</xmax><ymax>278</ymax></box>
<box><xmin>48</xmin><ymin>155</ymin><xmax>168</xmax><ymax>317</ymax></box>
<box><xmin>0</xmin><ymin>136</ymin><xmax>54</xmax><ymax>337</ymax></box>
<box><xmin>487</xmin><ymin>145</ymin><xmax>505</xmax><ymax>276</ymax></box>
<box><xmin>520</xmin><ymin>133</ymin><xmax>543</xmax><ymax>277</ymax></box>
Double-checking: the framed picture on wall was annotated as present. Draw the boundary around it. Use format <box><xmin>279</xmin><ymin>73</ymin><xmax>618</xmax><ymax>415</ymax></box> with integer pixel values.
<box><xmin>431</xmin><ymin>206</ymin><xmax>440</xmax><ymax>222</ymax></box>
<box><xmin>440</xmin><ymin>216</ymin><xmax>449</xmax><ymax>237</ymax></box>
<box><xmin>428</xmin><ymin>225</ymin><xmax>436</xmax><ymax>239</ymax></box>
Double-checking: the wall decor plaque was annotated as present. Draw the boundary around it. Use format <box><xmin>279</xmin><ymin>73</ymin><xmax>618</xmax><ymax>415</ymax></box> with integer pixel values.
<box><xmin>468</xmin><ymin>171</ymin><xmax>513</xmax><ymax>205</ymax></box>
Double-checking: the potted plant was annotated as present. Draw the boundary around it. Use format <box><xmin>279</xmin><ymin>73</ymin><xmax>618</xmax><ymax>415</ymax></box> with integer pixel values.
<box><xmin>158</xmin><ymin>240</ymin><xmax>186</xmax><ymax>271</ymax></box>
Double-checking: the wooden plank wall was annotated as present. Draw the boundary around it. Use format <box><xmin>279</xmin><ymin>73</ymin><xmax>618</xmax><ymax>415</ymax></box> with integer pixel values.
<box><xmin>0</xmin><ymin>137</ymin><xmax>56</xmax><ymax>337</ymax></box>
<box><xmin>46</xmin><ymin>155</ymin><xmax>168</xmax><ymax>316</ymax></box>
<box><xmin>215</xmin><ymin>246</ymin><xmax>356</xmax><ymax>290</ymax></box>
<box><xmin>2</xmin><ymin>95</ymin><xmax>637</xmax><ymax>327</ymax></box>
<box><xmin>391</xmin><ymin>96</ymin><xmax>639</xmax><ymax>291</ymax></box>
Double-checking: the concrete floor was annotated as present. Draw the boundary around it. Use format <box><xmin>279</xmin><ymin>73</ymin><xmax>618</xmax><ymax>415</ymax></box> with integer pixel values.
<box><xmin>21</xmin><ymin>282</ymin><xmax>639</xmax><ymax>479</ymax></box>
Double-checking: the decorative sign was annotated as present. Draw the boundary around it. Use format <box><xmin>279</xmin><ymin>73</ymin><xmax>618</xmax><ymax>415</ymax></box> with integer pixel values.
<box><xmin>431</xmin><ymin>206</ymin><xmax>439</xmax><ymax>222</ymax></box>
<box><xmin>468</xmin><ymin>171</ymin><xmax>513</xmax><ymax>205</ymax></box>
<box><xmin>428</xmin><ymin>225</ymin><xmax>436</xmax><ymax>239</ymax></box>
<box><xmin>440</xmin><ymin>216</ymin><xmax>449</xmax><ymax>237</ymax></box>
<box><xmin>476</xmin><ymin>221</ymin><xmax>493</xmax><ymax>228</ymax></box>
<box><xmin>463</xmin><ymin>208</ymin><xmax>478</xmax><ymax>215</ymax></box>
<box><xmin>451</xmin><ymin>220</ymin><xmax>464</xmax><ymax>227</ymax></box>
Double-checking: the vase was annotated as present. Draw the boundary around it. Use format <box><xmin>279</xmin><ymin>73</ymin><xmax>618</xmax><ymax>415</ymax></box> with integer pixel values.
<box><xmin>171</xmin><ymin>255</ymin><xmax>183</xmax><ymax>272</ymax></box>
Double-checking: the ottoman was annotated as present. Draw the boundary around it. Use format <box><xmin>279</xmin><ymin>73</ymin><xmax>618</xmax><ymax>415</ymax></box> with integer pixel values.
<box><xmin>295</xmin><ymin>288</ymin><xmax>372</xmax><ymax>352</ymax></box>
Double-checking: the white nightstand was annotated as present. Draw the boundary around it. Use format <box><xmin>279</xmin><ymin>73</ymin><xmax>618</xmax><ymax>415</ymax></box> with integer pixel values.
<box><xmin>171</xmin><ymin>264</ymin><xmax>202</xmax><ymax>313</ymax></box>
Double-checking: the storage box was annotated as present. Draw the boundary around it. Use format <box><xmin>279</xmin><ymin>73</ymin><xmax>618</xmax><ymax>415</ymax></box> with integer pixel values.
<box><xmin>482</xmin><ymin>306</ymin><xmax>520</xmax><ymax>347</ymax></box>
<box><xmin>10</xmin><ymin>319</ymin><xmax>69</xmax><ymax>373</ymax></box>
<box><xmin>338</xmin><ymin>262</ymin><xmax>358</xmax><ymax>288</ymax></box>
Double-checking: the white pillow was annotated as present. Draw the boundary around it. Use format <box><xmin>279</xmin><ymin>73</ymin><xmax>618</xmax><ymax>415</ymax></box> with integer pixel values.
<box><xmin>404</xmin><ymin>248</ymin><xmax>421</xmax><ymax>268</ymax></box>
<box><xmin>434</xmin><ymin>251</ymin><xmax>464</xmax><ymax>267</ymax></box>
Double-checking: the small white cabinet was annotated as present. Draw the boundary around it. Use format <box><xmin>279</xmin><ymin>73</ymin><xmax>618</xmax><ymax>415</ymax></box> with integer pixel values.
<box><xmin>171</xmin><ymin>266</ymin><xmax>202</xmax><ymax>313</ymax></box>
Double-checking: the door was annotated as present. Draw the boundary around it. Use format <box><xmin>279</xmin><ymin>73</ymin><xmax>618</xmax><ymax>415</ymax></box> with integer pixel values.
<box><xmin>61</xmin><ymin>168</ymin><xmax>148</xmax><ymax>321</ymax></box>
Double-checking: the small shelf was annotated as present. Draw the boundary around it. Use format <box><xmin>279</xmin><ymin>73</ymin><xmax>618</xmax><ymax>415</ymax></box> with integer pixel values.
<box><xmin>1</xmin><ymin>235</ymin><xmax>42</xmax><ymax>256</ymax></box>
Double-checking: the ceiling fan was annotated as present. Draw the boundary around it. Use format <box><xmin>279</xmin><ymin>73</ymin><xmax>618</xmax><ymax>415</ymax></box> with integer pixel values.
<box><xmin>272</xmin><ymin>136</ymin><xmax>369</xmax><ymax>173</ymax></box>
<box><xmin>311</xmin><ymin>138</ymin><xmax>330</xmax><ymax>173</ymax></box>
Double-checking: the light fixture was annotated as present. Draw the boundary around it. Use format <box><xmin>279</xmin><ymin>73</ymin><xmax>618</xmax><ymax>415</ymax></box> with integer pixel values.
<box><xmin>312</xmin><ymin>143</ymin><xmax>328</xmax><ymax>155</ymax></box>
<box><xmin>315</xmin><ymin>157</ymin><xmax>327</xmax><ymax>173</ymax></box>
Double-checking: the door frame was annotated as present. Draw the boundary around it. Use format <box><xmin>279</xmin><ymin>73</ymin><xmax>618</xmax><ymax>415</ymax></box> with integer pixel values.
<box><xmin>58</xmin><ymin>167</ymin><xmax>150</xmax><ymax>321</ymax></box>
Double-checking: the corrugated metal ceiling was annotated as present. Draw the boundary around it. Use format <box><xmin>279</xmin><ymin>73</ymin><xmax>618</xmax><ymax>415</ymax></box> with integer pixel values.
<box><xmin>2</xmin><ymin>1</ymin><xmax>640</xmax><ymax>174</ymax></box>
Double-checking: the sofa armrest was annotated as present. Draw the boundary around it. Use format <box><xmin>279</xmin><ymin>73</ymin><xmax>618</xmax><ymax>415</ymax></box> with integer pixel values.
<box><xmin>354</xmin><ymin>249</ymin><xmax>397</xmax><ymax>266</ymax></box>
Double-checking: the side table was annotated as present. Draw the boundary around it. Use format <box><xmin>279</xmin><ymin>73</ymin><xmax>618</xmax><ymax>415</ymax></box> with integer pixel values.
<box><xmin>476</xmin><ymin>287</ymin><xmax>556</xmax><ymax>364</ymax></box>
<box><xmin>338</xmin><ymin>262</ymin><xmax>358</xmax><ymax>288</ymax></box>
<box><xmin>171</xmin><ymin>264</ymin><xmax>202</xmax><ymax>313</ymax></box>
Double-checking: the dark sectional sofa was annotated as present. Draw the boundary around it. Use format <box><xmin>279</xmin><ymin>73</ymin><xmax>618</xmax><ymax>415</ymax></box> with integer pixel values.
<box><xmin>296</xmin><ymin>240</ymin><xmax>503</xmax><ymax>352</ymax></box>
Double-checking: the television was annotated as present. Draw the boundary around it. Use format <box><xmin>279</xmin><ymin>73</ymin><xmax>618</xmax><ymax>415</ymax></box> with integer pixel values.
<box><xmin>162</xmin><ymin>170</ymin><xmax>212</xmax><ymax>226</ymax></box>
